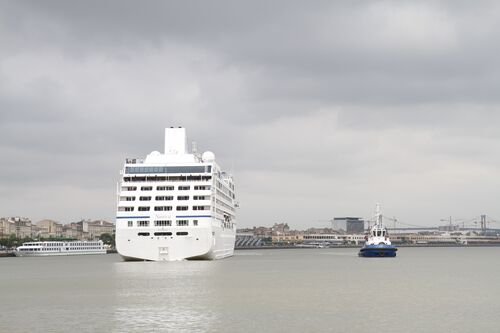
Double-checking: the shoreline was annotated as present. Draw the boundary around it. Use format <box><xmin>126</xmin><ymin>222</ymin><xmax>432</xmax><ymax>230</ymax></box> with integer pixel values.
<box><xmin>2</xmin><ymin>243</ymin><xmax>499</xmax><ymax>258</ymax></box>
<box><xmin>0</xmin><ymin>249</ymin><xmax>118</xmax><ymax>258</ymax></box>
<box><xmin>236</xmin><ymin>243</ymin><xmax>500</xmax><ymax>250</ymax></box>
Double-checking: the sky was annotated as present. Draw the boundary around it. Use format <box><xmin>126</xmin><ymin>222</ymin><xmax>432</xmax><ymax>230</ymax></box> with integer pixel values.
<box><xmin>1</xmin><ymin>1</ymin><xmax>500</xmax><ymax>229</ymax></box>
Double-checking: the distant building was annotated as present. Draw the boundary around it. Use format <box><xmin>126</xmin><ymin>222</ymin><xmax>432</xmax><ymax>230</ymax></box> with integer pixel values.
<box><xmin>272</xmin><ymin>234</ymin><xmax>303</xmax><ymax>243</ymax></box>
<box><xmin>235</xmin><ymin>234</ymin><xmax>264</xmax><ymax>247</ymax></box>
<box><xmin>64</xmin><ymin>219</ymin><xmax>114</xmax><ymax>240</ymax></box>
<box><xmin>438</xmin><ymin>224</ymin><xmax>460</xmax><ymax>232</ymax></box>
<box><xmin>0</xmin><ymin>218</ymin><xmax>15</xmax><ymax>238</ymax></box>
<box><xmin>0</xmin><ymin>217</ymin><xmax>33</xmax><ymax>238</ymax></box>
<box><xmin>333</xmin><ymin>217</ymin><xmax>365</xmax><ymax>234</ymax></box>
<box><xmin>0</xmin><ymin>218</ymin><xmax>11</xmax><ymax>237</ymax></box>
<box><xmin>62</xmin><ymin>223</ymin><xmax>80</xmax><ymax>239</ymax></box>
<box><xmin>252</xmin><ymin>226</ymin><xmax>272</xmax><ymax>237</ymax></box>
<box><xmin>0</xmin><ymin>217</ymin><xmax>115</xmax><ymax>241</ymax></box>
<box><xmin>85</xmin><ymin>220</ymin><xmax>115</xmax><ymax>238</ymax></box>
<box><xmin>304</xmin><ymin>227</ymin><xmax>336</xmax><ymax>235</ymax></box>
<box><xmin>272</xmin><ymin>223</ymin><xmax>290</xmax><ymax>235</ymax></box>
<box><xmin>37</xmin><ymin>219</ymin><xmax>63</xmax><ymax>238</ymax></box>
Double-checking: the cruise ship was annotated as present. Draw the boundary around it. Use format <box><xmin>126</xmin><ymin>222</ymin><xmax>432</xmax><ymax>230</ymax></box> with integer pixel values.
<box><xmin>14</xmin><ymin>241</ymin><xmax>106</xmax><ymax>257</ymax></box>
<box><xmin>115</xmin><ymin>127</ymin><xmax>237</xmax><ymax>261</ymax></box>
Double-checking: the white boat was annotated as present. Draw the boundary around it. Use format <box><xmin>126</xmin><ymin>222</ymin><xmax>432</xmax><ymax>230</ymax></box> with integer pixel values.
<box><xmin>14</xmin><ymin>241</ymin><xmax>106</xmax><ymax>257</ymax></box>
<box><xmin>115</xmin><ymin>127</ymin><xmax>237</xmax><ymax>261</ymax></box>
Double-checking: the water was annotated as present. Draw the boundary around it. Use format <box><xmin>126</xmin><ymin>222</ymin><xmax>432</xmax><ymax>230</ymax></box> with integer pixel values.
<box><xmin>1</xmin><ymin>247</ymin><xmax>499</xmax><ymax>332</ymax></box>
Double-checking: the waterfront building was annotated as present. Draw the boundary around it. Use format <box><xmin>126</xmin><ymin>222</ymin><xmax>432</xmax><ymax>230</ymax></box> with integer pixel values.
<box><xmin>272</xmin><ymin>223</ymin><xmax>290</xmax><ymax>235</ymax></box>
<box><xmin>36</xmin><ymin>219</ymin><xmax>63</xmax><ymax>238</ymax></box>
<box><xmin>62</xmin><ymin>223</ymin><xmax>78</xmax><ymax>239</ymax></box>
<box><xmin>252</xmin><ymin>226</ymin><xmax>273</xmax><ymax>237</ymax></box>
<box><xmin>272</xmin><ymin>234</ymin><xmax>304</xmax><ymax>243</ymax></box>
<box><xmin>235</xmin><ymin>233</ymin><xmax>263</xmax><ymax>247</ymax></box>
<box><xmin>0</xmin><ymin>217</ymin><xmax>34</xmax><ymax>238</ymax></box>
<box><xmin>333</xmin><ymin>217</ymin><xmax>365</xmax><ymax>234</ymax></box>
<box><xmin>0</xmin><ymin>218</ymin><xmax>15</xmax><ymax>238</ymax></box>
<box><xmin>304</xmin><ymin>227</ymin><xmax>336</xmax><ymax>235</ymax></box>
<box><xmin>84</xmin><ymin>220</ymin><xmax>115</xmax><ymax>238</ymax></box>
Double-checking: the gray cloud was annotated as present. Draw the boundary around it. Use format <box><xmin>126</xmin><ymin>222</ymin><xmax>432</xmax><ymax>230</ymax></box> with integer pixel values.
<box><xmin>1</xmin><ymin>1</ymin><xmax>500</xmax><ymax>228</ymax></box>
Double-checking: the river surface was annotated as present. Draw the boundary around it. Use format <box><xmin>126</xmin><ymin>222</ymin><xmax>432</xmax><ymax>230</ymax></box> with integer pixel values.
<box><xmin>1</xmin><ymin>247</ymin><xmax>499</xmax><ymax>332</ymax></box>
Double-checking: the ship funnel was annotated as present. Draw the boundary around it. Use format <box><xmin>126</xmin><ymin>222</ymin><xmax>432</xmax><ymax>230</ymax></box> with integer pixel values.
<box><xmin>165</xmin><ymin>127</ymin><xmax>187</xmax><ymax>155</ymax></box>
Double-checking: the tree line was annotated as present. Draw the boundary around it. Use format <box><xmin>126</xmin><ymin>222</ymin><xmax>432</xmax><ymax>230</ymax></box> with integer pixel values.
<box><xmin>0</xmin><ymin>233</ymin><xmax>115</xmax><ymax>249</ymax></box>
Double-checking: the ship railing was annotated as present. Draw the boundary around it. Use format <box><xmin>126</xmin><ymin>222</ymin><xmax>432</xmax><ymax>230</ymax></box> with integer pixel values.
<box><xmin>122</xmin><ymin>175</ymin><xmax>213</xmax><ymax>182</ymax></box>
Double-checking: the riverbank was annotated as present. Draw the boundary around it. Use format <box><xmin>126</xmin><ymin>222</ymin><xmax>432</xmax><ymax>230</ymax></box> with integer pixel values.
<box><xmin>236</xmin><ymin>242</ymin><xmax>500</xmax><ymax>250</ymax></box>
<box><xmin>0</xmin><ymin>249</ymin><xmax>118</xmax><ymax>258</ymax></box>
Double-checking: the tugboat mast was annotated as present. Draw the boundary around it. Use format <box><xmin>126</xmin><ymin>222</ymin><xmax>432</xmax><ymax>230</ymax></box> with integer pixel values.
<box><xmin>375</xmin><ymin>203</ymin><xmax>383</xmax><ymax>226</ymax></box>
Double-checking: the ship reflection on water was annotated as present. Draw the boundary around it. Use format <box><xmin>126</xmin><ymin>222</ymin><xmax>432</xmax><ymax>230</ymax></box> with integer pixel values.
<box><xmin>112</xmin><ymin>261</ymin><xmax>219</xmax><ymax>332</ymax></box>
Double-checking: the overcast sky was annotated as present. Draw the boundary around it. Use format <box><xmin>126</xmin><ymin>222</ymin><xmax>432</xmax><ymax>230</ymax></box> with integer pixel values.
<box><xmin>1</xmin><ymin>1</ymin><xmax>500</xmax><ymax>229</ymax></box>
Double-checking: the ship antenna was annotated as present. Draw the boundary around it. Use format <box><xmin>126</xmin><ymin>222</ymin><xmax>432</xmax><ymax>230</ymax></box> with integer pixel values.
<box><xmin>375</xmin><ymin>203</ymin><xmax>383</xmax><ymax>227</ymax></box>
<box><xmin>192</xmin><ymin>141</ymin><xmax>197</xmax><ymax>154</ymax></box>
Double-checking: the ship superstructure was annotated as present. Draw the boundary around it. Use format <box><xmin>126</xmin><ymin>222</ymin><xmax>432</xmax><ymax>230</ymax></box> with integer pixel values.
<box><xmin>115</xmin><ymin>127</ymin><xmax>237</xmax><ymax>261</ymax></box>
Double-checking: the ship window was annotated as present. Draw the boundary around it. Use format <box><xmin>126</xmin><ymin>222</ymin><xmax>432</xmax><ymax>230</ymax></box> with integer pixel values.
<box><xmin>176</xmin><ymin>206</ymin><xmax>188</xmax><ymax>211</ymax></box>
<box><xmin>154</xmin><ymin>232</ymin><xmax>172</xmax><ymax>236</ymax></box>
<box><xmin>137</xmin><ymin>220</ymin><xmax>149</xmax><ymax>227</ymax></box>
<box><xmin>127</xmin><ymin>221</ymin><xmax>133</xmax><ymax>227</ymax></box>
<box><xmin>138</xmin><ymin>206</ymin><xmax>150</xmax><ymax>211</ymax></box>
<box><xmin>178</xmin><ymin>186</ymin><xmax>190</xmax><ymax>191</ymax></box>
<box><xmin>155</xmin><ymin>196</ymin><xmax>173</xmax><ymax>201</ymax></box>
<box><xmin>177</xmin><ymin>196</ymin><xmax>189</xmax><ymax>200</ymax></box>
<box><xmin>138</xmin><ymin>232</ymin><xmax>150</xmax><ymax>236</ymax></box>
<box><xmin>154</xmin><ymin>220</ymin><xmax>172</xmax><ymax>226</ymax></box>
<box><xmin>193</xmin><ymin>206</ymin><xmax>209</xmax><ymax>211</ymax></box>
<box><xmin>125</xmin><ymin>166</ymin><xmax>207</xmax><ymax>174</ymax></box>
<box><xmin>194</xmin><ymin>185</ymin><xmax>211</xmax><ymax>190</ymax></box>
<box><xmin>176</xmin><ymin>220</ymin><xmax>188</xmax><ymax>226</ymax></box>
<box><xmin>120</xmin><ymin>196</ymin><xmax>135</xmax><ymax>201</ymax></box>
<box><xmin>141</xmin><ymin>186</ymin><xmax>153</xmax><ymax>191</ymax></box>
<box><xmin>168</xmin><ymin>166</ymin><xmax>205</xmax><ymax>174</ymax></box>
<box><xmin>118</xmin><ymin>207</ymin><xmax>134</xmax><ymax>212</ymax></box>
<box><xmin>122</xmin><ymin>186</ymin><xmax>137</xmax><ymax>191</ymax></box>
<box><xmin>176</xmin><ymin>232</ymin><xmax>188</xmax><ymax>236</ymax></box>
<box><xmin>154</xmin><ymin>206</ymin><xmax>172</xmax><ymax>211</ymax></box>
<box><xmin>139</xmin><ymin>196</ymin><xmax>152</xmax><ymax>201</ymax></box>
<box><xmin>193</xmin><ymin>220</ymin><xmax>198</xmax><ymax>226</ymax></box>
<box><xmin>157</xmin><ymin>186</ymin><xmax>174</xmax><ymax>191</ymax></box>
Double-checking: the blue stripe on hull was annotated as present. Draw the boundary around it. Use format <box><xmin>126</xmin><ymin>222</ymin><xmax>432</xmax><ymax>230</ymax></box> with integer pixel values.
<box><xmin>359</xmin><ymin>245</ymin><xmax>398</xmax><ymax>258</ymax></box>
<box><xmin>116</xmin><ymin>216</ymin><xmax>150</xmax><ymax>219</ymax></box>
<box><xmin>175</xmin><ymin>215</ymin><xmax>213</xmax><ymax>218</ymax></box>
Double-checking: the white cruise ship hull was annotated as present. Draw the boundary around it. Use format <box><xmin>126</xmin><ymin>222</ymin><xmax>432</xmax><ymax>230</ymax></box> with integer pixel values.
<box><xmin>116</xmin><ymin>221</ymin><xmax>235</xmax><ymax>261</ymax></box>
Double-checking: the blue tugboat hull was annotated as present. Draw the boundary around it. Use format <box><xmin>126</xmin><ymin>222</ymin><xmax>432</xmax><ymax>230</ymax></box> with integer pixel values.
<box><xmin>359</xmin><ymin>244</ymin><xmax>397</xmax><ymax>257</ymax></box>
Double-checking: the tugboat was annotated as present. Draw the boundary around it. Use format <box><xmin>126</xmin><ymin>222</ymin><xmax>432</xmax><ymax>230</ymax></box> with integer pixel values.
<box><xmin>359</xmin><ymin>204</ymin><xmax>397</xmax><ymax>258</ymax></box>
